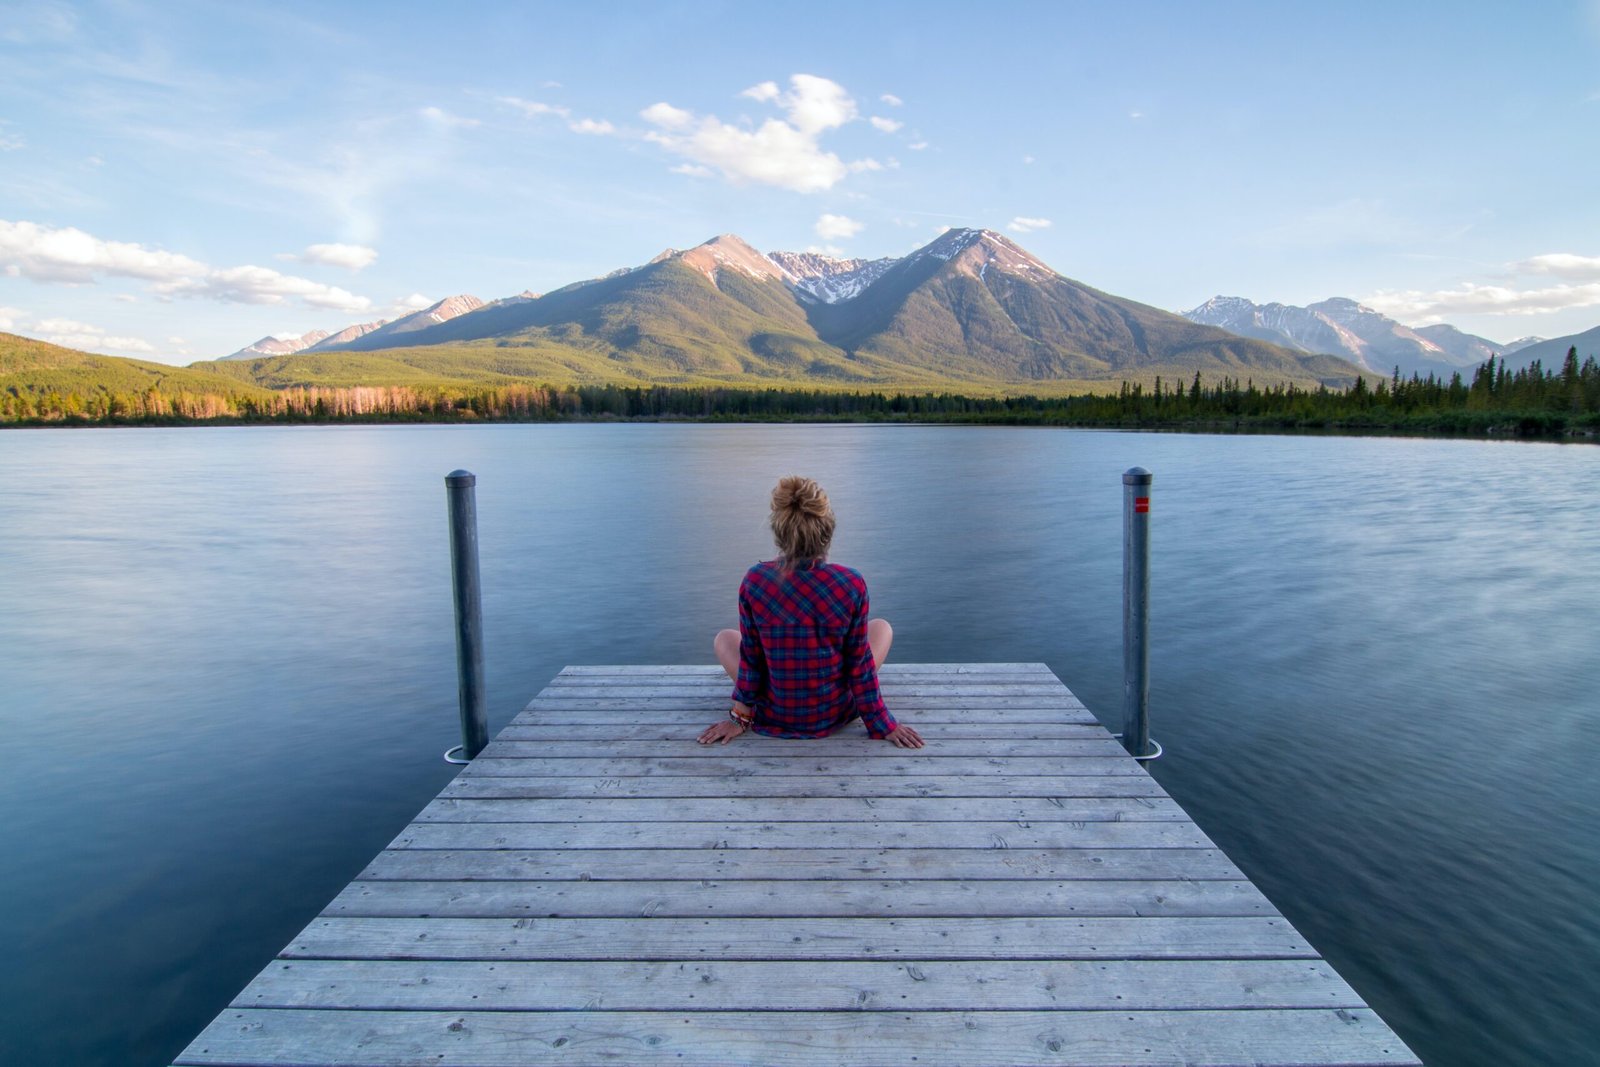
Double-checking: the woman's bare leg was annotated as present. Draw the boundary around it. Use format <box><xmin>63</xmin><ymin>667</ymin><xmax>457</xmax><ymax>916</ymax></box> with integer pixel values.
<box><xmin>714</xmin><ymin>628</ymin><xmax>740</xmax><ymax>682</ymax></box>
<box><xmin>869</xmin><ymin>618</ymin><xmax>893</xmax><ymax>668</ymax></box>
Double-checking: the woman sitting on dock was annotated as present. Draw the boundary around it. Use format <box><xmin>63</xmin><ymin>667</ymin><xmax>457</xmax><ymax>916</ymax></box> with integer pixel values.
<box><xmin>699</xmin><ymin>476</ymin><xmax>924</xmax><ymax>748</ymax></box>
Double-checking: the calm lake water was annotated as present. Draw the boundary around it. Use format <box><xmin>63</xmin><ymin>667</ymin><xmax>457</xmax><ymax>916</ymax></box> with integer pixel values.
<box><xmin>0</xmin><ymin>425</ymin><xmax>1595</xmax><ymax>1066</ymax></box>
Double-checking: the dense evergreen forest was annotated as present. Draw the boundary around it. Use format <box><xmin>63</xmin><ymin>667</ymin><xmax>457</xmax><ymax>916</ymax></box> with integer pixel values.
<box><xmin>4</xmin><ymin>350</ymin><xmax>1598</xmax><ymax>439</ymax></box>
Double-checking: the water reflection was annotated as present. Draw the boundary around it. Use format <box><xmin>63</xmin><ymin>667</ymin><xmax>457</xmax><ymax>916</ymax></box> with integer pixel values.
<box><xmin>0</xmin><ymin>425</ymin><xmax>1595</xmax><ymax>1066</ymax></box>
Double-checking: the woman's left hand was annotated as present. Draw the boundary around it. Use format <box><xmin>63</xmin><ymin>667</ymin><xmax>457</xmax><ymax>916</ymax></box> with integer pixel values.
<box><xmin>698</xmin><ymin>720</ymin><xmax>748</xmax><ymax>745</ymax></box>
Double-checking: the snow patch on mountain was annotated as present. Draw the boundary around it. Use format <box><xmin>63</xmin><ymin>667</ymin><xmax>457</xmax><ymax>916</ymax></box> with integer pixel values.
<box><xmin>767</xmin><ymin>250</ymin><xmax>896</xmax><ymax>304</ymax></box>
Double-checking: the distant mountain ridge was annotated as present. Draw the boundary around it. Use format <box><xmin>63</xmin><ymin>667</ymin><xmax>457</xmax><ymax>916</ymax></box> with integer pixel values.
<box><xmin>210</xmin><ymin>229</ymin><xmax>1367</xmax><ymax>389</ymax></box>
<box><xmin>1497</xmin><ymin>324</ymin><xmax>1600</xmax><ymax>372</ymax></box>
<box><xmin>1183</xmin><ymin>295</ymin><xmax>1503</xmax><ymax>377</ymax></box>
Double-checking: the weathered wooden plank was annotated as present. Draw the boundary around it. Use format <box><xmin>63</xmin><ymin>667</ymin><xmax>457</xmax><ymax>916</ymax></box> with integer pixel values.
<box><xmin>515</xmin><ymin>702</ymin><xmax>1098</xmax><ymax>722</ymax></box>
<box><xmin>283</xmin><ymin>915</ymin><xmax>1316</xmax><ymax>961</ymax></box>
<box><xmin>178</xmin><ymin>1007</ymin><xmax>1419</xmax><ymax>1067</ymax></box>
<box><xmin>537</xmin><ymin>683</ymin><xmax>1077</xmax><ymax>698</ymax></box>
<box><xmin>500</xmin><ymin>722</ymin><xmax>1110</xmax><ymax>740</ymax></box>
<box><xmin>478</xmin><ymin>738</ymin><xmax>1127</xmax><ymax>759</ymax></box>
<box><xmin>388</xmin><ymin>820</ymin><xmax>1215</xmax><ymax>852</ymax></box>
<box><xmin>234</xmin><ymin>957</ymin><xmax>1358</xmax><ymax>1012</ymax></box>
<box><xmin>325</xmin><ymin>879</ymin><xmax>1279</xmax><ymax>920</ymax></box>
<box><xmin>358</xmin><ymin>848</ymin><xmax>1246</xmax><ymax>882</ymax></box>
<box><xmin>414</xmin><ymin>796</ymin><xmax>1187</xmax><ymax>824</ymax></box>
<box><xmin>439</xmin><ymin>774</ymin><xmax>1172</xmax><ymax>800</ymax></box>
<box><xmin>542</xmin><ymin>676</ymin><xmax>1071</xmax><ymax>689</ymax></box>
<box><xmin>558</xmin><ymin>662</ymin><xmax>1055</xmax><ymax>677</ymax></box>
<box><xmin>461</xmin><ymin>756</ymin><xmax>1148</xmax><ymax>778</ymax></box>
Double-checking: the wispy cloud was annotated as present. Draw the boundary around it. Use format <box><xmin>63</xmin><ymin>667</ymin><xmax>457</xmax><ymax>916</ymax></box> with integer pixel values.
<box><xmin>1513</xmin><ymin>253</ymin><xmax>1600</xmax><ymax>280</ymax></box>
<box><xmin>281</xmin><ymin>242</ymin><xmax>379</xmax><ymax>271</ymax></box>
<box><xmin>498</xmin><ymin>96</ymin><xmax>570</xmax><ymax>119</ymax></box>
<box><xmin>1008</xmin><ymin>217</ymin><xmax>1052</xmax><ymax>233</ymax></box>
<box><xmin>815</xmin><ymin>213</ymin><xmax>863</xmax><ymax>240</ymax></box>
<box><xmin>419</xmin><ymin>106</ymin><xmax>480</xmax><ymax>128</ymax></box>
<box><xmin>1365</xmin><ymin>250</ymin><xmax>1600</xmax><ymax>322</ymax></box>
<box><xmin>156</xmin><ymin>265</ymin><xmax>371</xmax><ymax>312</ymax></box>
<box><xmin>869</xmin><ymin>116</ymin><xmax>902</xmax><ymax>133</ymax></box>
<box><xmin>1364</xmin><ymin>282</ymin><xmax>1600</xmax><ymax>322</ymax></box>
<box><xmin>569</xmin><ymin>118</ymin><xmax>616</xmax><ymax>135</ymax></box>
<box><xmin>640</xmin><ymin>74</ymin><xmax>880</xmax><ymax>193</ymax></box>
<box><xmin>33</xmin><ymin>316</ymin><xmax>156</xmax><ymax>353</ymax></box>
<box><xmin>880</xmin><ymin>93</ymin><xmax>903</xmax><ymax>107</ymax></box>
<box><xmin>0</xmin><ymin>120</ymin><xmax>23</xmax><ymax>151</ymax></box>
<box><xmin>0</xmin><ymin>219</ymin><xmax>206</xmax><ymax>283</ymax></box>
<box><xmin>391</xmin><ymin>292</ymin><xmax>434</xmax><ymax>313</ymax></box>
<box><xmin>1</xmin><ymin>219</ymin><xmax>372</xmax><ymax>311</ymax></box>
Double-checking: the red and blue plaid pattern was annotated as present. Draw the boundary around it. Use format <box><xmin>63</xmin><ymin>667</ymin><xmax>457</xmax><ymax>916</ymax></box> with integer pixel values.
<box><xmin>731</xmin><ymin>560</ymin><xmax>896</xmax><ymax>739</ymax></box>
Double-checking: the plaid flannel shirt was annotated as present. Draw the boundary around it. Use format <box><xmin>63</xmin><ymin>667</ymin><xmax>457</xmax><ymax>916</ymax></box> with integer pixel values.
<box><xmin>731</xmin><ymin>560</ymin><xmax>897</xmax><ymax>739</ymax></box>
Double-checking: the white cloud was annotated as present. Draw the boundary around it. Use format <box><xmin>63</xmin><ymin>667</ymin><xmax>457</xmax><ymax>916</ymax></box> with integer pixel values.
<box><xmin>815</xmin><ymin>214</ymin><xmax>864</xmax><ymax>240</ymax></box>
<box><xmin>0</xmin><ymin>305</ymin><xmax>23</xmax><ymax>331</ymax></box>
<box><xmin>0</xmin><ymin>133</ymin><xmax>23</xmax><ymax>151</ymax></box>
<box><xmin>289</xmin><ymin>242</ymin><xmax>379</xmax><ymax>271</ymax></box>
<box><xmin>1364</xmin><ymin>282</ymin><xmax>1600</xmax><ymax>323</ymax></box>
<box><xmin>880</xmin><ymin>93</ymin><xmax>903</xmax><ymax>107</ymax></box>
<box><xmin>1008</xmin><ymin>217</ymin><xmax>1052</xmax><ymax>233</ymax></box>
<box><xmin>393</xmin><ymin>292</ymin><xmax>434</xmax><ymax>312</ymax></box>
<box><xmin>419</xmin><ymin>106</ymin><xmax>480</xmax><ymax>128</ymax></box>
<box><xmin>640</xmin><ymin>74</ymin><xmax>878</xmax><ymax>193</ymax></box>
<box><xmin>569</xmin><ymin>118</ymin><xmax>616</xmax><ymax>135</ymax></box>
<box><xmin>158</xmin><ymin>265</ymin><xmax>372</xmax><ymax>312</ymax></box>
<box><xmin>2</xmin><ymin>219</ymin><xmax>375</xmax><ymax>312</ymax></box>
<box><xmin>869</xmin><ymin>116</ymin><xmax>903</xmax><ymax>133</ymax></box>
<box><xmin>641</xmin><ymin>102</ymin><xmax>694</xmax><ymax>129</ymax></box>
<box><xmin>34</xmin><ymin>317</ymin><xmax>156</xmax><ymax>353</ymax></box>
<box><xmin>499</xmin><ymin>96</ymin><xmax>570</xmax><ymax>119</ymax></box>
<box><xmin>113</xmin><ymin>293</ymin><xmax>137</xmax><ymax>302</ymax></box>
<box><xmin>806</xmin><ymin>244</ymin><xmax>846</xmax><ymax>257</ymax></box>
<box><xmin>1129</xmin><ymin>110</ymin><xmax>1144</xmax><ymax>120</ymax></box>
<box><xmin>1021</xmin><ymin>154</ymin><xmax>1035</xmax><ymax>164</ymax></box>
<box><xmin>0</xmin><ymin>219</ymin><xmax>207</xmax><ymax>283</ymax></box>
<box><xmin>909</xmin><ymin>141</ymin><xmax>929</xmax><ymax>151</ymax></box>
<box><xmin>669</xmin><ymin>163</ymin><xmax>714</xmax><ymax>178</ymax></box>
<box><xmin>1514</xmin><ymin>253</ymin><xmax>1600</xmax><ymax>281</ymax></box>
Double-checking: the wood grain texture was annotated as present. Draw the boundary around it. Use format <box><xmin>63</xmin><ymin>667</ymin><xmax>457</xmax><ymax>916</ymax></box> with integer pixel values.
<box><xmin>324</xmin><ymin>878</ymin><xmax>1279</xmax><ymax>919</ymax></box>
<box><xmin>233</xmin><ymin>957</ymin><xmax>1357</xmax><ymax>1011</ymax></box>
<box><xmin>413</xmin><ymin>795</ymin><xmax>1189</xmax><ymax>824</ymax></box>
<box><xmin>357</xmin><ymin>847</ymin><xmax>1247</xmax><ymax>883</ymax></box>
<box><xmin>177</xmin><ymin>1008</ymin><xmax>1419</xmax><ymax>1066</ymax></box>
<box><xmin>438</xmin><ymin>774</ymin><xmax>1171</xmax><ymax>799</ymax></box>
<box><xmin>173</xmin><ymin>664</ymin><xmax>1419</xmax><ymax>1067</ymax></box>
<box><xmin>282</xmin><ymin>915</ymin><xmax>1318</xmax><ymax>961</ymax></box>
<box><xmin>386</xmin><ymin>820</ymin><xmax>1217</xmax><ymax>851</ymax></box>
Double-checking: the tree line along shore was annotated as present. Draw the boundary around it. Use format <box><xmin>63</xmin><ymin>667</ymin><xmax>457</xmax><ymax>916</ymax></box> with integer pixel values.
<box><xmin>4</xmin><ymin>350</ymin><xmax>1598</xmax><ymax>439</ymax></box>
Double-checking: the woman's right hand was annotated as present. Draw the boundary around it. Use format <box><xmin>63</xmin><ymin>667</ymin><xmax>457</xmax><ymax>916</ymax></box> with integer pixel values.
<box><xmin>885</xmin><ymin>724</ymin><xmax>924</xmax><ymax>748</ymax></box>
<box><xmin>698</xmin><ymin>720</ymin><xmax>748</xmax><ymax>745</ymax></box>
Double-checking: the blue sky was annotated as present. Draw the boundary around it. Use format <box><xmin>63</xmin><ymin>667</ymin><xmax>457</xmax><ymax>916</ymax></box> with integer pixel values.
<box><xmin>3</xmin><ymin>0</ymin><xmax>1598</xmax><ymax>364</ymax></box>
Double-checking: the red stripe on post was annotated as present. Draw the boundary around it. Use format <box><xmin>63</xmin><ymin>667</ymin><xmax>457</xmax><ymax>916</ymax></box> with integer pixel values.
<box><xmin>1135</xmin><ymin>498</ymin><xmax>1150</xmax><ymax>513</ymax></box>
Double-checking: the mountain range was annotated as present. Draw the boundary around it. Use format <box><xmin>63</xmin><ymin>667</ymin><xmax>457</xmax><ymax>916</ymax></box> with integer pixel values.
<box><xmin>1181</xmin><ymin>296</ymin><xmax>1550</xmax><ymax>378</ymax></box>
<box><xmin>208</xmin><ymin>229</ymin><xmax>1364</xmax><ymax>391</ymax></box>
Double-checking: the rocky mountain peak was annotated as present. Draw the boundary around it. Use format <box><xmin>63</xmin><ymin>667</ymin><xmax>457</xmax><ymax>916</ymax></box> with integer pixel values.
<box><xmin>672</xmin><ymin>234</ymin><xmax>787</xmax><ymax>286</ymax></box>
<box><xmin>222</xmin><ymin>329</ymin><xmax>331</xmax><ymax>361</ymax></box>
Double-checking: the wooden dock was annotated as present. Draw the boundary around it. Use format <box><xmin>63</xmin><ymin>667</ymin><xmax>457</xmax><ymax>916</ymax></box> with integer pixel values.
<box><xmin>176</xmin><ymin>663</ymin><xmax>1419</xmax><ymax>1066</ymax></box>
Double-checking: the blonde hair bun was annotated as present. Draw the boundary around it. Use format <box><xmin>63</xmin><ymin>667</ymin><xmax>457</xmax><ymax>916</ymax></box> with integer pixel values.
<box><xmin>772</xmin><ymin>475</ymin><xmax>832</xmax><ymax>518</ymax></box>
<box><xmin>769</xmin><ymin>476</ymin><xmax>836</xmax><ymax>562</ymax></box>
